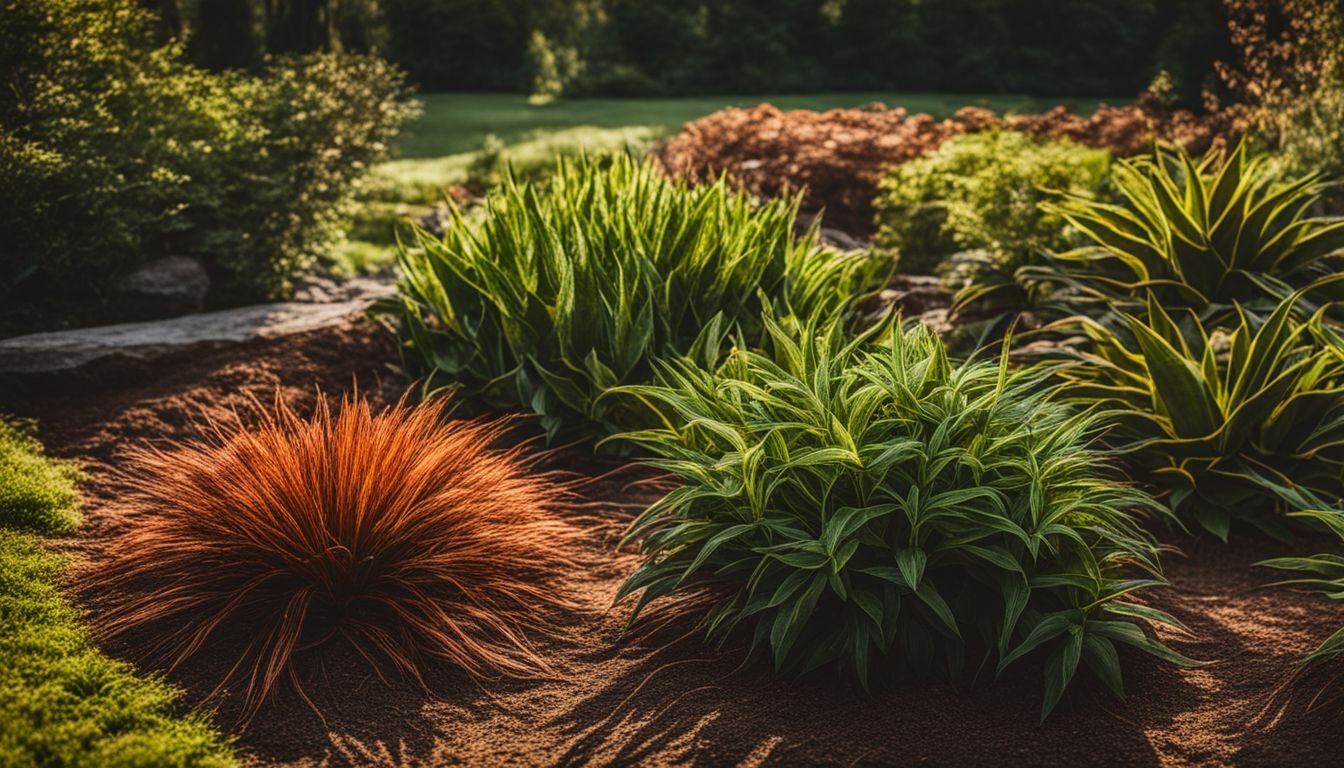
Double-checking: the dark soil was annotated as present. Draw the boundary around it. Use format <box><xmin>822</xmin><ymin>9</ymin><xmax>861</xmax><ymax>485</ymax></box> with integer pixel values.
<box><xmin>3</xmin><ymin>318</ymin><xmax>1343</xmax><ymax>767</ymax></box>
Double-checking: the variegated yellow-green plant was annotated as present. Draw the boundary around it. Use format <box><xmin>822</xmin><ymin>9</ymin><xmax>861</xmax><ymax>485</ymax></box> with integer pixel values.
<box><xmin>1054</xmin><ymin>290</ymin><xmax>1344</xmax><ymax>540</ymax></box>
<box><xmin>1028</xmin><ymin>140</ymin><xmax>1344</xmax><ymax>325</ymax></box>
<box><xmin>389</xmin><ymin>154</ymin><xmax>883</xmax><ymax>443</ymax></box>
<box><xmin>608</xmin><ymin>314</ymin><xmax>1196</xmax><ymax>721</ymax></box>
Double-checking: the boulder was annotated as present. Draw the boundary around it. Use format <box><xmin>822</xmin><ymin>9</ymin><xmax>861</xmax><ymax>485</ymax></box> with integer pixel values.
<box><xmin>111</xmin><ymin>256</ymin><xmax>210</xmax><ymax>319</ymax></box>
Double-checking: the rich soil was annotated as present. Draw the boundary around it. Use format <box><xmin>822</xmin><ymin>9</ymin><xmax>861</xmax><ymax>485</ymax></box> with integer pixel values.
<box><xmin>3</xmin><ymin>319</ymin><xmax>1342</xmax><ymax>767</ymax></box>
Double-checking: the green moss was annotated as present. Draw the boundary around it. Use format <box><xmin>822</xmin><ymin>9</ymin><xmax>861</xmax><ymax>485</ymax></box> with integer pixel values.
<box><xmin>0</xmin><ymin>419</ymin><xmax>81</xmax><ymax>535</ymax></box>
<box><xmin>0</xmin><ymin>531</ymin><xmax>235</xmax><ymax>767</ymax></box>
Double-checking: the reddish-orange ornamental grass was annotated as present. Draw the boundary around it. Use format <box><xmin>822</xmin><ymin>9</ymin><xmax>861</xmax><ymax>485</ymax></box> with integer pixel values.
<box><xmin>87</xmin><ymin>393</ymin><xmax>578</xmax><ymax>723</ymax></box>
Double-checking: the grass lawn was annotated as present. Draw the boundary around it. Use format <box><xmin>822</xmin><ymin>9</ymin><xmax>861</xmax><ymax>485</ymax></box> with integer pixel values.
<box><xmin>393</xmin><ymin>91</ymin><xmax>1119</xmax><ymax>159</ymax></box>
<box><xmin>335</xmin><ymin>91</ymin><xmax>1124</xmax><ymax>277</ymax></box>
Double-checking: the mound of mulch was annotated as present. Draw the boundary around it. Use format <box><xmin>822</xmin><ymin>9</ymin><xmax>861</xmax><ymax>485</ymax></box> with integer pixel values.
<box><xmin>5</xmin><ymin>319</ymin><xmax>1343</xmax><ymax>766</ymax></box>
<box><xmin>654</xmin><ymin>101</ymin><xmax>1235</xmax><ymax>235</ymax></box>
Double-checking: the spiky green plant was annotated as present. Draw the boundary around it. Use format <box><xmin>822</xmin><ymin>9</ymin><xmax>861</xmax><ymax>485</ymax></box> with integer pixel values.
<box><xmin>1054</xmin><ymin>291</ymin><xmax>1344</xmax><ymax>540</ymax></box>
<box><xmin>1257</xmin><ymin>496</ymin><xmax>1344</xmax><ymax>677</ymax></box>
<box><xmin>390</xmin><ymin>154</ymin><xmax>883</xmax><ymax>443</ymax></box>
<box><xmin>609</xmin><ymin>315</ymin><xmax>1195</xmax><ymax>721</ymax></box>
<box><xmin>1029</xmin><ymin>140</ymin><xmax>1344</xmax><ymax>324</ymax></box>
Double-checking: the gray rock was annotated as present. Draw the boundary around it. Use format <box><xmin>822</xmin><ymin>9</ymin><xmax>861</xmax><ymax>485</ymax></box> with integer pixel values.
<box><xmin>0</xmin><ymin>298</ymin><xmax>379</xmax><ymax>374</ymax></box>
<box><xmin>111</xmin><ymin>256</ymin><xmax>210</xmax><ymax>319</ymax></box>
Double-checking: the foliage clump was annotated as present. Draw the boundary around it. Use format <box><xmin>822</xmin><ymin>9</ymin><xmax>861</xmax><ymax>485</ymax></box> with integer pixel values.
<box><xmin>612</xmin><ymin>317</ymin><xmax>1194</xmax><ymax>720</ymax></box>
<box><xmin>1028</xmin><ymin>141</ymin><xmax>1344</xmax><ymax>326</ymax></box>
<box><xmin>392</xmin><ymin>154</ymin><xmax>883</xmax><ymax>443</ymax></box>
<box><xmin>1057</xmin><ymin>292</ymin><xmax>1344</xmax><ymax>541</ymax></box>
<box><xmin>90</xmin><ymin>394</ymin><xmax>578</xmax><ymax>723</ymax></box>
<box><xmin>872</xmin><ymin>130</ymin><xmax>1110</xmax><ymax>276</ymax></box>
<box><xmin>0</xmin><ymin>0</ymin><xmax>416</xmax><ymax>329</ymax></box>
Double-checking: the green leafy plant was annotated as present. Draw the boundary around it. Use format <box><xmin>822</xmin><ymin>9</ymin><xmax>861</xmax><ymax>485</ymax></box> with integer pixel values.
<box><xmin>610</xmin><ymin>315</ymin><xmax>1195</xmax><ymax>720</ymax></box>
<box><xmin>0</xmin><ymin>417</ymin><xmax>80</xmax><ymax>535</ymax></box>
<box><xmin>1</xmin><ymin>0</ymin><xmax>416</xmax><ymax>331</ymax></box>
<box><xmin>391</xmin><ymin>154</ymin><xmax>883</xmax><ymax>443</ymax></box>
<box><xmin>1031</xmin><ymin>140</ymin><xmax>1344</xmax><ymax>325</ymax></box>
<box><xmin>873</xmin><ymin>130</ymin><xmax>1110</xmax><ymax>276</ymax></box>
<box><xmin>1257</xmin><ymin>496</ymin><xmax>1344</xmax><ymax>675</ymax></box>
<box><xmin>1054</xmin><ymin>291</ymin><xmax>1344</xmax><ymax>540</ymax></box>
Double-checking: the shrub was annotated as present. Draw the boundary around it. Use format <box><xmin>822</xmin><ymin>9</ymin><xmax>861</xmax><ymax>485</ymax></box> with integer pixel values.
<box><xmin>611</xmin><ymin>316</ymin><xmax>1194</xmax><ymax>720</ymax></box>
<box><xmin>391</xmin><ymin>154</ymin><xmax>884</xmax><ymax>443</ymax></box>
<box><xmin>0</xmin><ymin>0</ymin><xmax>415</xmax><ymax>330</ymax></box>
<box><xmin>1030</xmin><ymin>140</ymin><xmax>1344</xmax><ymax>326</ymax></box>
<box><xmin>873</xmin><ymin>130</ymin><xmax>1111</xmax><ymax>276</ymax></box>
<box><xmin>0</xmin><ymin>531</ymin><xmax>236</xmax><ymax>768</ymax></box>
<box><xmin>0</xmin><ymin>0</ymin><xmax>215</xmax><ymax>318</ymax></box>
<box><xmin>88</xmin><ymin>394</ymin><xmax>577</xmax><ymax>723</ymax></box>
<box><xmin>180</xmin><ymin>53</ymin><xmax>418</xmax><ymax>301</ymax></box>
<box><xmin>0</xmin><ymin>418</ymin><xmax>81</xmax><ymax>535</ymax></box>
<box><xmin>1276</xmin><ymin>75</ymin><xmax>1344</xmax><ymax>213</ymax></box>
<box><xmin>1055</xmin><ymin>292</ymin><xmax>1344</xmax><ymax>541</ymax></box>
<box><xmin>1217</xmin><ymin>1</ymin><xmax>1344</xmax><ymax>211</ymax></box>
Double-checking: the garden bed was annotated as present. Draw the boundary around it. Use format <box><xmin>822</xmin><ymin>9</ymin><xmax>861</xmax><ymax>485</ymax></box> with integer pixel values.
<box><xmin>2</xmin><ymin>320</ymin><xmax>1341</xmax><ymax>767</ymax></box>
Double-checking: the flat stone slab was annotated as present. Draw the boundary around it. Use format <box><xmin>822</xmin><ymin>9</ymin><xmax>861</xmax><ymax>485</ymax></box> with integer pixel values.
<box><xmin>0</xmin><ymin>293</ymin><xmax>390</xmax><ymax>375</ymax></box>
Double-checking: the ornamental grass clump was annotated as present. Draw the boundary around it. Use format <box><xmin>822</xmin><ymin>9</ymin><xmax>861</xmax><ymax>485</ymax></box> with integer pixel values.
<box><xmin>1054</xmin><ymin>291</ymin><xmax>1344</xmax><ymax>541</ymax></box>
<box><xmin>609</xmin><ymin>316</ymin><xmax>1195</xmax><ymax>720</ymax></box>
<box><xmin>88</xmin><ymin>394</ymin><xmax>577</xmax><ymax>724</ymax></box>
<box><xmin>391</xmin><ymin>153</ymin><xmax>883</xmax><ymax>443</ymax></box>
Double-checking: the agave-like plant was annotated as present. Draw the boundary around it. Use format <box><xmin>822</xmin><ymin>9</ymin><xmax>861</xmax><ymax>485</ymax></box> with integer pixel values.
<box><xmin>390</xmin><ymin>154</ymin><xmax>883</xmax><ymax>443</ymax></box>
<box><xmin>1054</xmin><ymin>291</ymin><xmax>1344</xmax><ymax>540</ymax></box>
<box><xmin>86</xmin><ymin>394</ymin><xmax>577</xmax><ymax>724</ymax></box>
<box><xmin>1029</xmin><ymin>140</ymin><xmax>1344</xmax><ymax>324</ymax></box>
<box><xmin>609</xmin><ymin>315</ymin><xmax>1195</xmax><ymax>720</ymax></box>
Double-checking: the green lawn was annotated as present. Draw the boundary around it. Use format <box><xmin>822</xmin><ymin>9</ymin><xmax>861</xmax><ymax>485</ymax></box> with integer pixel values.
<box><xmin>394</xmin><ymin>92</ymin><xmax>1119</xmax><ymax>159</ymax></box>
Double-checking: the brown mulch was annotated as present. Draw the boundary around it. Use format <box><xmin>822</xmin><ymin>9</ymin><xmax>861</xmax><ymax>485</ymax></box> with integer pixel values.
<box><xmin>654</xmin><ymin>101</ymin><xmax>1236</xmax><ymax>236</ymax></box>
<box><xmin>2</xmin><ymin>319</ymin><xmax>1342</xmax><ymax>767</ymax></box>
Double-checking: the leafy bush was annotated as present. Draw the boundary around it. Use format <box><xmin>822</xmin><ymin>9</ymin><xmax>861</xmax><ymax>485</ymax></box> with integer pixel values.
<box><xmin>89</xmin><ymin>394</ymin><xmax>577</xmax><ymax>723</ymax></box>
<box><xmin>180</xmin><ymin>53</ymin><xmax>418</xmax><ymax>301</ymax></box>
<box><xmin>1030</xmin><ymin>141</ymin><xmax>1344</xmax><ymax>326</ymax></box>
<box><xmin>1276</xmin><ymin>75</ymin><xmax>1344</xmax><ymax>213</ymax></box>
<box><xmin>611</xmin><ymin>316</ymin><xmax>1194</xmax><ymax>720</ymax></box>
<box><xmin>1218</xmin><ymin>1</ymin><xmax>1344</xmax><ymax>211</ymax></box>
<box><xmin>0</xmin><ymin>418</ymin><xmax>81</xmax><ymax>535</ymax></box>
<box><xmin>0</xmin><ymin>0</ymin><xmax>414</xmax><ymax>329</ymax></box>
<box><xmin>1055</xmin><ymin>292</ymin><xmax>1344</xmax><ymax>541</ymax></box>
<box><xmin>0</xmin><ymin>532</ymin><xmax>235</xmax><ymax>768</ymax></box>
<box><xmin>391</xmin><ymin>154</ymin><xmax>884</xmax><ymax>443</ymax></box>
<box><xmin>873</xmin><ymin>131</ymin><xmax>1111</xmax><ymax>276</ymax></box>
<box><xmin>0</xmin><ymin>0</ymin><xmax>213</xmax><ymax>313</ymax></box>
